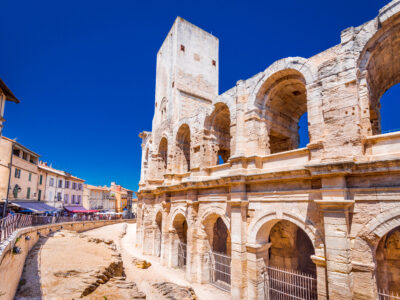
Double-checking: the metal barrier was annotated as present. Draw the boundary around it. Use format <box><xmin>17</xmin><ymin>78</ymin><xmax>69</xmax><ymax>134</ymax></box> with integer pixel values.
<box><xmin>1</xmin><ymin>213</ymin><xmax>131</xmax><ymax>243</ymax></box>
<box><xmin>178</xmin><ymin>242</ymin><xmax>187</xmax><ymax>269</ymax></box>
<box><xmin>209</xmin><ymin>250</ymin><xmax>231</xmax><ymax>292</ymax></box>
<box><xmin>379</xmin><ymin>290</ymin><xmax>400</xmax><ymax>300</ymax></box>
<box><xmin>0</xmin><ymin>214</ymin><xmax>33</xmax><ymax>243</ymax></box>
<box><xmin>263</xmin><ymin>266</ymin><xmax>317</xmax><ymax>300</ymax></box>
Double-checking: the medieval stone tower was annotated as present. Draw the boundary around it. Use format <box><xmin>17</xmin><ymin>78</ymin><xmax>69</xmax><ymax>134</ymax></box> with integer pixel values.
<box><xmin>142</xmin><ymin>17</ymin><xmax>219</xmax><ymax>182</ymax></box>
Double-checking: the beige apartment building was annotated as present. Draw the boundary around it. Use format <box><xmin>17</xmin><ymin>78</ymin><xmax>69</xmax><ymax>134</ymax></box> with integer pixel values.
<box><xmin>0</xmin><ymin>137</ymin><xmax>40</xmax><ymax>204</ymax></box>
<box><xmin>110</xmin><ymin>182</ymin><xmax>132</xmax><ymax>213</ymax></box>
<box><xmin>83</xmin><ymin>184</ymin><xmax>115</xmax><ymax>212</ymax></box>
<box><xmin>38</xmin><ymin>162</ymin><xmax>67</xmax><ymax>210</ymax></box>
<box><xmin>37</xmin><ymin>162</ymin><xmax>86</xmax><ymax>212</ymax></box>
<box><xmin>63</xmin><ymin>175</ymin><xmax>84</xmax><ymax>209</ymax></box>
<box><xmin>137</xmin><ymin>3</ymin><xmax>400</xmax><ymax>299</ymax></box>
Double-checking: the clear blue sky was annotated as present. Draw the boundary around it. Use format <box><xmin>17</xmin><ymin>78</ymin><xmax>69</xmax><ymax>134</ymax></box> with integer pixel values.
<box><xmin>1</xmin><ymin>0</ymin><xmax>396</xmax><ymax>191</ymax></box>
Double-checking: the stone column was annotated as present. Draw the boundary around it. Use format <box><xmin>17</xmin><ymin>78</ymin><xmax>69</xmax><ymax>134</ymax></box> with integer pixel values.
<box><xmin>246</xmin><ymin>243</ymin><xmax>271</xmax><ymax>300</ymax></box>
<box><xmin>186</xmin><ymin>190</ymin><xmax>198</xmax><ymax>281</ymax></box>
<box><xmin>167</xmin><ymin>229</ymin><xmax>179</xmax><ymax>268</ymax></box>
<box><xmin>143</xmin><ymin>225</ymin><xmax>155</xmax><ymax>255</ymax></box>
<box><xmin>230</xmin><ymin>182</ymin><xmax>248</xmax><ymax>299</ymax></box>
<box><xmin>196</xmin><ymin>231</ymin><xmax>211</xmax><ymax>284</ymax></box>
<box><xmin>233</xmin><ymin>80</ymin><xmax>246</xmax><ymax>157</ymax></box>
<box><xmin>351</xmin><ymin>261</ymin><xmax>377</xmax><ymax>300</ymax></box>
<box><xmin>311</xmin><ymin>255</ymin><xmax>328</xmax><ymax>300</ymax></box>
<box><xmin>135</xmin><ymin>202</ymin><xmax>143</xmax><ymax>249</ymax></box>
<box><xmin>315</xmin><ymin>176</ymin><xmax>354</xmax><ymax>299</ymax></box>
<box><xmin>160</xmin><ymin>208</ymin><xmax>168</xmax><ymax>265</ymax></box>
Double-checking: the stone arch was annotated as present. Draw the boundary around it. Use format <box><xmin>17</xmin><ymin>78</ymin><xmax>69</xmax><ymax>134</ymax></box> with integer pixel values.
<box><xmin>169</xmin><ymin>207</ymin><xmax>189</xmax><ymax>227</ymax></box>
<box><xmin>204</xmin><ymin>102</ymin><xmax>232</xmax><ymax>165</ymax></box>
<box><xmin>248</xmin><ymin>211</ymin><xmax>322</xmax><ymax>249</ymax></box>
<box><xmin>175</xmin><ymin>124</ymin><xmax>191</xmax><ymax>173</ymax></box>
<box><xmin>170</xmin><ymin>211</ymin><xmax>189</xmax><ymax>268</ymax></box>
<box><xmin>158</xmin><ymin>137</ymin><xmax>168</xmax><ymax>174</ymax></box>
<box><xmin>199</xmin><ymin>206</ymin><xmax>230</xmax><ymax>231</ymax></box>
<box><xmin>356</xmin><ymin>7</ymin><xmax>400</xmax><ymax>135</ymax></box>
<box><xmin>200</xmin><ymin>207</ymin><xmax>231</xmax><ymax>255</ymax></box>
<box><xmin>155</xmin><ymin>210</ymin><xmax>163</xmax><ymax>257</ymax></box>
<box><xmin>247</xmin><ymin>57</ymin><xmax>317</xmax><ymax>111</ymax></box>
<box><xmin>172</xmin><ymin>212</ymin><xmax>188</xmax><ymax>244</ymax></box>
<box><xmin>353</xmin><ymin>207</ymin><xmax>400</xmax><ymax>295</ymax></box>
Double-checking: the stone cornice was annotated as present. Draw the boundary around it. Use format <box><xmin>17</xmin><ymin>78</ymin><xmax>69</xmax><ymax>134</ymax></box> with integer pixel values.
<box><xmin>138</xmin><ymin>158</ymin><xmax>400</xmax><ymax>197</ymax></box>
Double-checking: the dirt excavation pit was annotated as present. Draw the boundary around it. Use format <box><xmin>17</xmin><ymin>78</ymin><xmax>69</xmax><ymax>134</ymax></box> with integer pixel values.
<box><xmin>15</xmin><ymin>229</ymin><xmax>145</xmax><ymax>300</ymax></box>
<box><xmin>13</xmin><ymin>223</ymin><xmax>225</xmax><ymax>300</ymax></box>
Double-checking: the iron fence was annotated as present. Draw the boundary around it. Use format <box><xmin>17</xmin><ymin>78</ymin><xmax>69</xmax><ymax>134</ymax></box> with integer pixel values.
<box><xmin>178</xmin><ymin>242</ymin><xmax>187</xmax><ymax>269</ymax></box>
<box><xmin>263</xmin><ymin>266</ymin><xmax>317</xmax><ymax>300</ymax></box>
<box><xmin>0</xmin><ymin>214</ymin><xmax>32</xmax><ymax>242</ymax></box>
<box><xmin>209</xmin><ymin>250</ymin><xmax>231</xmax><ymax>292</ymax></box>
<box><xmin>0</xmin><ymin>213</ymin><xmax>127</xmax><ymax>243</ymax></box>
<box><xmin>379</xmin><ymin>289</ymin><xmax>400</xmax><ymax>300</ymax></box>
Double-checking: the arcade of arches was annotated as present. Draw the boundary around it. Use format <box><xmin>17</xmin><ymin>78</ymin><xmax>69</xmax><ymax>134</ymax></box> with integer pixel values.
<box><xmin>138</xmin><ymin>2</ymin><xmax>400</xmax><ymax>299</ymax></box>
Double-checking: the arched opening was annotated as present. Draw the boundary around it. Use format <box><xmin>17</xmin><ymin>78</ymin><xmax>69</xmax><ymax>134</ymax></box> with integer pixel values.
<box><xmin>255</xmin><ymin>219</ymin><xmax>317</xmax><ymax>298</ymax></box>
<box><xmin>175</xmin><ymin>124</ymin><xmax>191</xmax><ymax>173</ymax></box>
<box><xmin>258</xmin><ymin>70</ymin><xmax>308</xmax><ymax>154</ymax></box>
<box><xmin>376</xmin><ymin>226</ymin><xmax>400</xmax><ymax>294</ymax></box>
<box><xmin>213</xmin><ymin>217</ymin><xmax>229</xmax><ymax>254</ymax></box>
<box><xmin>155</xmin><ymin>211</ymin><xmax>162</xmax><ymax>257</ymax></box>
<box><xmin>268</xmin><ymin>220</ymin><xmax>315</xmax><ymax>274</ymax></box>
<box><xmin>208</xmin><ymin>103</ymin><xmax>231</xmax><ymax>165</ymax></box>
<box><xmin>172</xmin><ymin>213</ymin><xmax>188</xmax><ymax>268</ymax></box>
<box><xmin>158</xmin><ymin>137</ymin><xmax>168</xmax><ymax>174</ymax></box>
<box><xmin>360</xmin><ymin>21</ymin><xmax>400</xmax><ymax>135</ymax></box>
<box><xmin>202</xmin><ymin>214</ymin><xmax>231</xmax><ymax>290</ymax></box>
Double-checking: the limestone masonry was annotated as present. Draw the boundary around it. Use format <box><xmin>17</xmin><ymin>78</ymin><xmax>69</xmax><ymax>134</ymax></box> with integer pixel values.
<box><xmin>137</xmin><ymin>2</ymin><xmax>400</xmax><ymax>299</ymax></box>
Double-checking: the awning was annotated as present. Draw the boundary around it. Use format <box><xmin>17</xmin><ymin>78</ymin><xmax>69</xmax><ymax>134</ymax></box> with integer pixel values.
<box><xmin>64</xmin><ymin>206</ymin><xmax>99</xmax><ymax>213</ymax></box>
<box><xmin>12</xmin><ymin>201</ymin><xmax>58</xmax><ymax>213</ymax></box>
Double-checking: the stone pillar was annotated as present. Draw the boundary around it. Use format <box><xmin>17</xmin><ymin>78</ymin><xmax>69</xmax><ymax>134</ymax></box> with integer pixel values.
<box><xmin>351</xmin><ymin>261</ymin><xmax>377</xmax><ymax>300</ymax></box>
<box><xmin>167</xmin><ymin>229</ymin><xmax>179</xmax><ymax>268</ymax></box>
<box><xmin>151</xmin><ymin>224</ymin><xmax>159</xmax><ymax>256</ymax></box>
<box><xmin>246</xmin><ymin>243</ymin><xmax>270</xmax><ymax>300</ymax></box>
<box><xmin>186</xmin><ymin>190</ymin><xmax>198</xmax><ymax>281</ymax></box>
<box><xmin>230</xmin><ymin>182</ymin><xmax>248</xmax><ymax>299</ymax></box>
<box><xmin>135</xmin><ymin>202</ymin><xmax>143</xmax><ymax>249</ymax></box>
<box><xmin>315</xmin><ymin>176</ymin><xmax>354</xmax><ymax>300</ymax></box>
<box><xmin>311</xmin><ymin>255</ymin><xmax>328</xmax><ymax>300</ymax></box>
<box><xmin>160</xmin><ymin>198</ymin><xmax>170</xmax><ymax>265</ymax></box>
<box><xmin>196</xmin><ymin>232</ymin><xmax>211</xmax><ymax>283</ymax></box>
<box><xmin>160</xmin><ymin>208</ymin><xmax>168</xmax><ymax>265</ymax></box>
<box><xmin>233</xmin><ymin>80</ymin><xmax>246</xmax><ymax>157</ymax></box>
<box><xmin>143</xmin><ymin>225</ymin><xmax>155</xmax><ymax>255</ymax></box>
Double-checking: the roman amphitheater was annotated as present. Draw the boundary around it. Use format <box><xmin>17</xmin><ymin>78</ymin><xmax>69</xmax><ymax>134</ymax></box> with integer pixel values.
<box><xmin>136</xmin><ymin>1</ymin><xmax>400</xmax><ymax>299</ymax></box>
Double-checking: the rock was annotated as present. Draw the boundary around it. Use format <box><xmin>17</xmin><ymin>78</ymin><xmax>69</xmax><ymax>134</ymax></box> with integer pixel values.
<box><xmin>152</xmin><ymin>282</ymin><xmax>196</xmax><ymax>300</ymax></box>
<box><xmin>132</xmin><ymin>258</ymin><xmax>151</xmax><ymax>269</ymax></box>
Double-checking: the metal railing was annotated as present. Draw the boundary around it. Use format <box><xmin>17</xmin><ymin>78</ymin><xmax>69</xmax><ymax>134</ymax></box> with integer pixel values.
<box><xmin>0</xmin><ymin>214</ymin><xmax>32</xmax><ymax>242</ymax></box>
<box><xmin>0</xmin><ymin>213</ymin><xmax>126</xmax><ymax>243</ymax></box>
<box><xmin>263</xmin><ymin>266</ymin><xmax>317</xmax><ymax>300</ymax></box>
<box><xmin>209</xmin><ymin>250</ymin><xmax>231</xmax><ymax>292</ymax></box>
<box><xmin>379</xmin><ymin>289</ymin><xmax>400</xmax><ymax>300</ymax></box>
<box><xmin>178</xmin><ymin>242</ymin><xmax>187</xmax><ymax>269</ymax></box>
